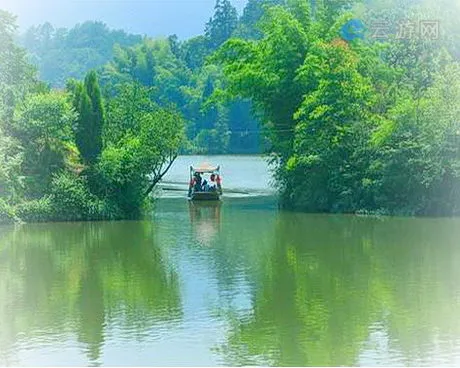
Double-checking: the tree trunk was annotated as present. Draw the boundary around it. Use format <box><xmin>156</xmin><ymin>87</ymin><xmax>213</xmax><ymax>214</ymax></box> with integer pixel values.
<box><xmin>144</xmin><ymin>155</ymin><xmax>177</xmax><ymax>197</ymax></box>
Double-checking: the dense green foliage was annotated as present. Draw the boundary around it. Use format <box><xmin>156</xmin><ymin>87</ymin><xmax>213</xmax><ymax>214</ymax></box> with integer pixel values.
<box><xmin>69</xmin><ymin>71</ymin><xmax>105</xmax><ymax>165</ymax></box>
<box><xmin>0</xmin><ymin>12</ymin><xmax>184</xmax><ymax>224</ymax></box>
<box><xmin>215</xmin><ymin>0</ymin><xmax>460</xmax><ymax>216</ymax></box>
<box><xmin>15</xmin><ymin>0</ymin><xmax>460</xmax><ymax>160</ymax></box>
<box><xmin>19</xmin><ymin>1</ymin><xmax>268</xmax><ymax>154</ymax></box>
<box><xmin>97</xmin><ymin>17</ymin><xmax>262</xmax><ymax>154</ymax></box>
<box><xmin>12</xmin><ymin>91</ymin><xmax>77</xmax><ymax>198</ymax></box>
<box><xmin>98</xmin><ymin>83</ymin><xmax>184</xmax><ymax>217</ymax></box>
<box><xmin>235</xmin><ymin>0</ymin><xmax>286</xmax><ymax>39</ymax></box>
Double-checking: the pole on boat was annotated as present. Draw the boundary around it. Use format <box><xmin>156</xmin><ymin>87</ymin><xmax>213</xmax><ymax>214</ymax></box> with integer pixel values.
<box><xmin>188</xmin><ymin>166</ymin><xmax>193</xmax><ymax>198</ymax></box>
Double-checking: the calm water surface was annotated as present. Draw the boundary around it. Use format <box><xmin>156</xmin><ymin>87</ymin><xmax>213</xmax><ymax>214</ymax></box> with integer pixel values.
<box><xmin>1</xmin><ymin>156</ymin><xmax>460</xmax><ymax>366</ymax></box>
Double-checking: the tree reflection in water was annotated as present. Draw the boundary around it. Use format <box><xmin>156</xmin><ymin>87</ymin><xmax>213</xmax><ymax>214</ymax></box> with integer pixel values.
<box><xmin>217</xmin><ymin>214</ymin><xmax>460</xmax><ymax>366</ymax></box>
<box><xmin>0</xmin><ymin>221</ymin><xmax>182</xmax><ymax>366</ymax></box>
<box><xmin>1</xmin><ymin>201</ymin><xmax>460</xmax><ymax>366</ymax></box>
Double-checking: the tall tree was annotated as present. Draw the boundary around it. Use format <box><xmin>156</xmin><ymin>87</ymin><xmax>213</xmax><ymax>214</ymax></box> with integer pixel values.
<box><xmin>205</xmin><ymin>0</ymin><xmax>239</xmax><ymax>50</ymax></box>
<box><xmin>0</xmin><ymin>11</ymin><xmax>37</xmax><ymax>122</ymax></box>
<box><xmin>214</xmin><ymin>2</ymin><xmax>311</xmax><ymax>160</ymax></box>
<box><xmin>71</xmin><ymin>71</ymin><xmax>105</xmax><ymax>166</ymax></box>
<box><xmin>236</xmin><ymin>0</ymin><xmax>286</xmax><ymax>39</ymax></box>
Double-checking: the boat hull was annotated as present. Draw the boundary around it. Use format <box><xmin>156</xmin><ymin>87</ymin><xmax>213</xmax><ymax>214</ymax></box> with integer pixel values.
<box><xmin>189</xmin><ymin>191</ymin><xmax>221</xmax><ymax>201</ymax></box>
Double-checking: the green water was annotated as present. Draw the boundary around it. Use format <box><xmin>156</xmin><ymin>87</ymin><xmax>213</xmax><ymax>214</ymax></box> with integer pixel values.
<box><xmin>1</xmin><ymin>157</ymin><xmax>460</xmax><ymax>366</ymax></box>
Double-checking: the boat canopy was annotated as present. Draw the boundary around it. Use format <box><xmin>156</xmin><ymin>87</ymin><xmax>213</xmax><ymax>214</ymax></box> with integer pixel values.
<box><xmin>191</xmin><ymin>162</ymin><xmax>220</xmax><ymax>173</ymax></box>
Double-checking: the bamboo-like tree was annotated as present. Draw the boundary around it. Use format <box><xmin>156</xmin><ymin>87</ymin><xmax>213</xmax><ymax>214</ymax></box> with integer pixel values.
<box><xmin>72</xmin><ymin>71</ymin><xmax>105</xmax><ymax>166</ymax></box>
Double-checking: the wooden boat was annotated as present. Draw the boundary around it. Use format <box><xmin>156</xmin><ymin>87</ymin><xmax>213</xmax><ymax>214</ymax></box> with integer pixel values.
<box><xmin>188</xmin><ymin>163</ymin><xmax>222</xmax><ymax>201</ymax></box>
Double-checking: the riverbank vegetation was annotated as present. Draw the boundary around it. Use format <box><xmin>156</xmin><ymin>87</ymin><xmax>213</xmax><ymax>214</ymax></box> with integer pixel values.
<box><xmin>215</xmin><ymin>0</ymin><xmax>460</xmax><ymax>216</ymax></box>
<box><xmin>1</xmin><ymin>0</ymin><xmax>460</xmax><ymax>223</ymax></box>
<box><xmin>0</xmin><ymin>10</ymin><xmax>184</xmax><ymax>224</ymax></box>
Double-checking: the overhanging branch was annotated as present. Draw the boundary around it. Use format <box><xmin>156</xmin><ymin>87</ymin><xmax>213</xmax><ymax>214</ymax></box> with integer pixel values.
<box><xmin>144</xmin><ymin>153</ymin><xmax>178</xmax><ymax>197</ymax></box>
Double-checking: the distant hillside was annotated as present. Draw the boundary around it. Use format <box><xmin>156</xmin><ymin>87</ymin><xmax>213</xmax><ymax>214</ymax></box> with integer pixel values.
<box><xmin>20</xmin><ymin>21</ymin><xmax>143</xmax><ymax>87</ymax></box>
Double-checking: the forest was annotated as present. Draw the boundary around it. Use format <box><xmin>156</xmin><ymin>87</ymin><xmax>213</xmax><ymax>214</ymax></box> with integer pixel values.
<box><xmin>18</xmin><ymin>0</ymin><xmax>268</xmax><ymax>155</ymax></box>
<box><xmin>1</xmin><ymin>0</ymin><xmax>460</xmax><ymax>224</ymax></box>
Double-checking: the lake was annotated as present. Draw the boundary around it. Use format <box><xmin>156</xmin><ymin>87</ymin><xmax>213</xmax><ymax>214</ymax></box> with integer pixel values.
<box><xmin>1</xmin><ymin>155</ymin><xmax>460</xmax><ymax>366</ymax></box>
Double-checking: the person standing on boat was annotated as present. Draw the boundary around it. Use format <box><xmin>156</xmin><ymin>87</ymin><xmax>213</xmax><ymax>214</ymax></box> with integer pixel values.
<box><xmin>193</xmin><ymin>172</ymin><xmax>203</xmax><ymax>192</ymax></box>
<box><xmin>216</xmin><ymin>174</ymin><xmax>222</xmax><ymax>194</ymax></box>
